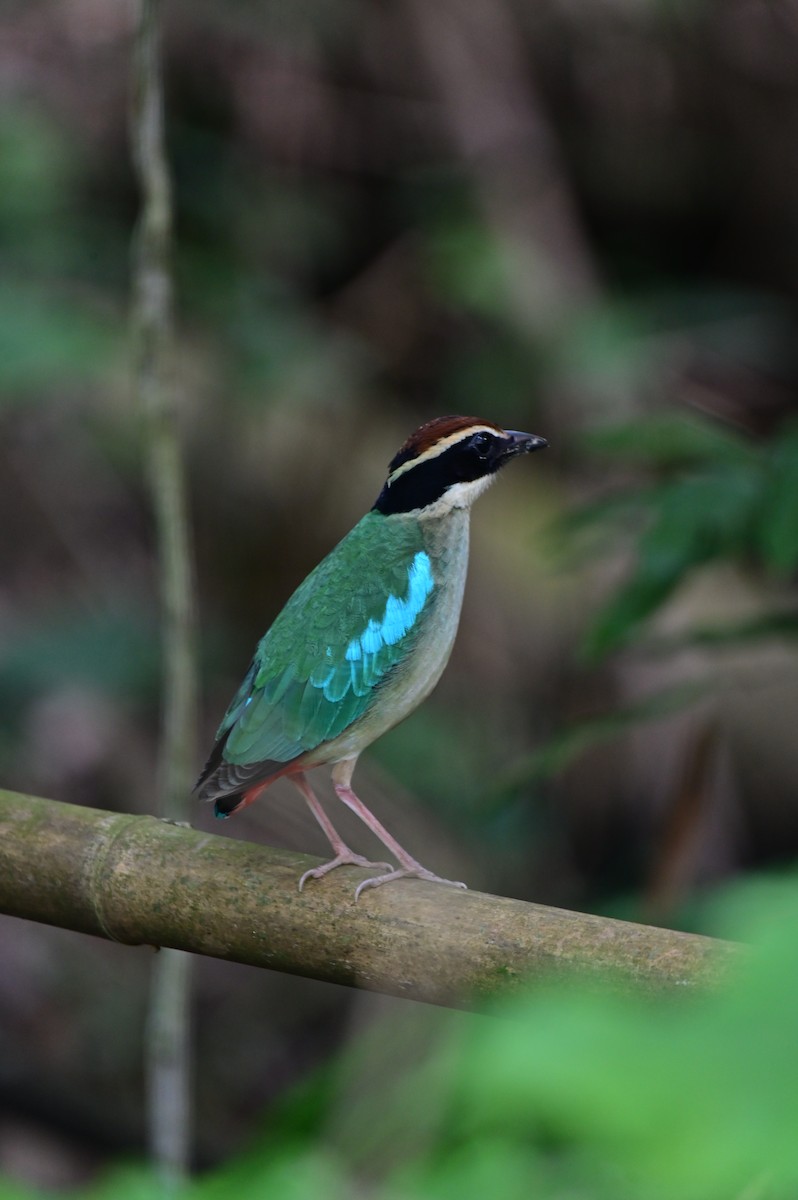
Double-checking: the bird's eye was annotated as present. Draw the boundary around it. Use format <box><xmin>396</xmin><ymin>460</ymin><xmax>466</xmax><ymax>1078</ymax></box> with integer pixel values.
<box><xmin>471</xmin><ymin>432</ymin><xmax>490</xmax><ymax>456</ymax></box>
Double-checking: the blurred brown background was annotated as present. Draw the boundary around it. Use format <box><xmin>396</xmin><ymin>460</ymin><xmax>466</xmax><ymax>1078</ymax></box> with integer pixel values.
<box><xmin>2</xmin><ymin>0</ymin><xmax>798</xmax><ymax>1187</ymax></box>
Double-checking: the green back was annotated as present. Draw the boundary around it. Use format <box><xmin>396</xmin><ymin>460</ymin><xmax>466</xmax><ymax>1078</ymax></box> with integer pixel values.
<box><xmin>219</xmin><ymin>512</ymin><xmax>435</xmax><ymax>767</ymax></box>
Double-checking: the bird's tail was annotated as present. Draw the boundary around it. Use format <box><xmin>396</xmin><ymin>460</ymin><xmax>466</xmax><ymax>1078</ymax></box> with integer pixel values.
<box><xmin>212</xmin><ymin>790</ymin><xmax>248</xmax><ymax>819</ymax></box>
<box><xmin>194</xmin><ymin>736</ymin><xmax>292</xmax><ymax>819</ymax></box>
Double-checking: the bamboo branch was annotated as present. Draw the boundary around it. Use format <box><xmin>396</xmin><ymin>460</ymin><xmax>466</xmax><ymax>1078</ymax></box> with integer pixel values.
<box><xmin>0</xmin><ymin>792</ymin><xmax>739</xmax><ymax>1008</ymax></box>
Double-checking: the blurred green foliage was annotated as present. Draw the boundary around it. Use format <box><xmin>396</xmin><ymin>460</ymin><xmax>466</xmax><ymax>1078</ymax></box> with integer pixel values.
<box><xmin>494</xmin><ymin>679</ymin><xmax>710</xmax><ymax>790</ymax></box>
<box><xmin>4</xmin><ymin>875</ymin><xmax>798</xmax><ymax>1199</ymax></box>
<box><xmin>4</xmin><ymin>1</ymin><xmax>798</xmax><ymax>1188</ymax></box>
<box><xmin>0</xmin><ymin>610</ymin><xmax>160</xmax><ymax>711</ymax></box>
<box><xmin>0</xmin><ymin>104</ymin><xmax>123</xmax><ymax>401</ymax></box>
<box><xmin>576</xmin><ymin>413</ymin><xmax>798</xmax><ymax>659</ymax></box>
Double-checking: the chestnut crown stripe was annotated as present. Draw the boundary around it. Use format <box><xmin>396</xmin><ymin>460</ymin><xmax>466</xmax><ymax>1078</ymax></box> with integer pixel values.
<box><xmin>387</xmin><ymin>421</ymin><xmax>504</xmax><ymax>486</ymax></box>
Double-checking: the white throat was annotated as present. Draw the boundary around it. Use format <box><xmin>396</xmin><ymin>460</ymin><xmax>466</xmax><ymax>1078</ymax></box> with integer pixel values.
<box><xmin>415</xmin><ymin>473</ymin><xmax>497</xmax><ymax>519</ymax></box>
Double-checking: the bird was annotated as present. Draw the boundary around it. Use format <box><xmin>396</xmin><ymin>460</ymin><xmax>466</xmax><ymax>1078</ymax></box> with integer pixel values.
<box><xmin>196</xmin><ymin>415</ymin><xmax>548</xmax><ymax>899</ymax></box>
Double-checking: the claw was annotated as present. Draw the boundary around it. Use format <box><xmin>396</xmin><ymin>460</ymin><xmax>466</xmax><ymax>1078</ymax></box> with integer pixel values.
<box><xmin>354</xmin><ymin>867</ymin><xmax>468</xmax><ymax>902</ymax></box>
<box><xmin>298</xmin><ymin>852</ymin><xmax>393</xmax><ymax>892</ymax></box>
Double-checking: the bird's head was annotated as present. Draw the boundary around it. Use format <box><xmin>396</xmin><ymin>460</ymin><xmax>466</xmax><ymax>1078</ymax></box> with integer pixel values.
<box><xmin>373</xmin><ymin>415</ymin><xmax>548</xmax><ymax>517</ymax></box>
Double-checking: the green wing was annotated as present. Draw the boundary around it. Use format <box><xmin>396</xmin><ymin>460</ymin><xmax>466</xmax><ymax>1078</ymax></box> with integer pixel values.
<box><xmin>219</xmin><ymin>513</ymin><xmax>435</xmax><ymax>768</ymax></box>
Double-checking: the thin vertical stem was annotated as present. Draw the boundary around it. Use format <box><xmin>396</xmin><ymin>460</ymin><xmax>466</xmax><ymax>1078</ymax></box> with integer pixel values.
<box><xmin>130</xmin><ymin>0</ymin><xmax>196</xmax><ymax>1188</ymax></box>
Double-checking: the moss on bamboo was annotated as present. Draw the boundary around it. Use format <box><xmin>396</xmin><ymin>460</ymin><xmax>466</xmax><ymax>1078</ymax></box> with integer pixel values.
<box><xmin>0</xmin><ymin>789</ymin><xmax>739</xmax><ymax>1009</ymax></box>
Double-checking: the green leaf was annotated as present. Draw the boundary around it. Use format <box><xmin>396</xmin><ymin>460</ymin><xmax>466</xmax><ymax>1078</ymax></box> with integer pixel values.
<box><xmin>0</xmin><ymin>1179</ymin><xmax>43</xmax><ymax>1200</ymax></box>
<box><xmin>424</xmin><ymin>215</ymin><xmax>508</xmax><ymax>318</ymax></box>
<box><xmin>0</xmin><ymin>608</ymin><xmax>160</xmax><ymax>708</ymax></box>
<box><xmin>79</xmin><ymin>1165</ymin><xmax>169</xmax><ymax>1200</ymax></box>
<box><xmin>492</xmin><ymin>680</ymin><xmax>708</xmax><ymax>790</ymax></box>
<box><xmin>0</xmin><ymin>280</ymin><xmax>119</xmax><ymax>400</ymax></box>
<box><xmin>646</xmin><ymin>610</ymin><xmax>798</xmax><ymax>652</ymax></box>
<box><xmin>196</xmin><ymin>1148</ymin><xmax>348</xmax><ymax>1200</ymax></box>
<box><xmin>758</xmin><ymin>421</ymin><xmax>798</xmax><ymax>575</ymax></box>
<box><xmin>584</xmin><ymin>465</ymin><xmax>762</xmax><ymax>659</ymax></box>
<box><xmin>583</xmin><ymin>413</ymin><xmax>754</xmax><ymax>469</ymax></box>
<box><xmin>450</xmin><ymin>878</ymin><xmax>798</xmax><ymax>1198</ymax></box>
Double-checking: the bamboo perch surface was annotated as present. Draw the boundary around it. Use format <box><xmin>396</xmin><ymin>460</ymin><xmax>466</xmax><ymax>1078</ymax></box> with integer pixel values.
<box><xmin>0</xmin><ymin>790</ymin><xmax>738</xmax><ymax>1009</ymax></box>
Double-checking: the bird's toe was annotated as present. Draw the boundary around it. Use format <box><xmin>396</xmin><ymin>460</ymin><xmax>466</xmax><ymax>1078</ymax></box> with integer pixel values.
<box><xmin>354</xmin><ymin>867</ymin><xmax>468</xmax><ymax>901</ymax></box>
<box><xmin>298</xmin><ymin>852</ymin><xmax>393</xmax><ymax>892</ymax></box>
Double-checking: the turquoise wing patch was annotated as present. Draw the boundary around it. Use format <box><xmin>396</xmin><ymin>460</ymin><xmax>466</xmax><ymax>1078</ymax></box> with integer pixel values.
<box><xmin>343</xmin><ymin>552</ymin><xmax>432</xmax><ymax>672</ymax></box>
<box><xmin>220</xmin><ymin>519</ymin><xmax>435</xmax><ymax>767</ymax></box>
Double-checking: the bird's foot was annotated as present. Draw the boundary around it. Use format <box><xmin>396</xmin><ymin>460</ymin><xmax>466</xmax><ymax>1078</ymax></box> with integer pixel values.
<box><xmin>298</xmin><ymin>852</ymin><xmax>392</xmax><ymax>892</ymax></box>
<box><xmin>354</xmin><ymin>867</ymin><xmax>468</xmax><ymax>902</ymax></box>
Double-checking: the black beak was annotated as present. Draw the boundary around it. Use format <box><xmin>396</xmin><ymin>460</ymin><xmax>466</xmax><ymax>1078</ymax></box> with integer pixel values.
<box><xmin>502</xmin><ymin>430</ymin><xmax>549</xmax><ymax>457</ymax></box>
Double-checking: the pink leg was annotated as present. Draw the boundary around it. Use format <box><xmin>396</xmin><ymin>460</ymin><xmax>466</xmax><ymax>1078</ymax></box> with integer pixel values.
<box><xmin>291</xmin><ymin>772</ymin><xmax>390</xmax><ymax>891</ymax></box>
<box><xmin>331</xmin><ymin>760</ymin><xmax>467</xmax><ymax>901</ymax></box>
